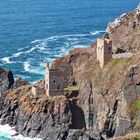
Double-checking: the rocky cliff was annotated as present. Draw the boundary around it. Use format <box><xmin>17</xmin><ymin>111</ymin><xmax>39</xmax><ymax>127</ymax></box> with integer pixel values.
<box><xmin>0</xmin><ymin>68</ymin><xmax>14</xmax><ymax>97</ymax></box>
<box><xmin>0</xmin><ymin>5</ymin><xmax>140</xmax><ymax>140</ymax></box>
<box><xmin>51</xmin><ymin>47</ymin><xmax>140</xmax><ymax>140</ymax></box>
<box><xmin>0</xmin><ymin>85</ymin><xmax>71</xmax><ymax>140</ymax></box>
<box><xmin>107</xmin><ymin>5</ymin><xmax>140</xmax><ymax>53</ymax></box>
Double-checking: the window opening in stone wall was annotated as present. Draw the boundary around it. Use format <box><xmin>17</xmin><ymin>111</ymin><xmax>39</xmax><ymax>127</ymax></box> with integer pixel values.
<box><xmin>109</xmin><ymin>46</ymin><xmax>112</xmax><ymax>52</ymax></box>
<box><xmin>57</xmin><ymin>85</ymin><xmax>60</xmax><ymax>89</ymax></box>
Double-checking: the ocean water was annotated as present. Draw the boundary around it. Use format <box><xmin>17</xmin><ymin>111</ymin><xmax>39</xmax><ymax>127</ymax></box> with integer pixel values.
<box><xmin>0</xmin><ymin>0</ymin><xmax>140</xmax><ymax>83</ymax></box>
<box><xmin>0</xmin><ymin>0</ymin><xmax>140</xmax><ymax>139</ymax></box>
<box><xmin>0</xmin><ymin>122</ymin><xmax>41</xmax><ymax>140</ymax></box>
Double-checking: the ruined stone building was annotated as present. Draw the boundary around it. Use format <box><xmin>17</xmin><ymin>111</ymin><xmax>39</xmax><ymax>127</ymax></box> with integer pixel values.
<box><xmin>31</xmin><ymin>85</ymin><xmax>46</xmax><ymax>96</ymax></box>
<box><xmin>97</xmin><ymin>37</ymin><xmax>112</xmax><ymax>67</ymax></box>
<box><xmin>45</xmin><ymin>62</ymin><xmax>65</xmax><ymax>96</ymax></box>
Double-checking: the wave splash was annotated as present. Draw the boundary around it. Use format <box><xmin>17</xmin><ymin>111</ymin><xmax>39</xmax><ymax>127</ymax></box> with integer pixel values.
<box><xmin>1</xmin><ymin>57</ymin><xmax>12</xmax><ymax>64</ymax></box>
<box><xmin>0</xmin><ymin>30</ymin><xmax>105</xmax><ymax>82</ymax></box>
<box><xmin>0</xmin><ymin>123</ymin><xmax>42</xmax><ymax>140</ymax></box>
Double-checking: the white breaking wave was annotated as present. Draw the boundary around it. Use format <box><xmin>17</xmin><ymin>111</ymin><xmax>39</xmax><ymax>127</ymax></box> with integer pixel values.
<box><xmin>28</xmin><ymin>31</ymin><xmax>105</xmax><ymax>62</ymax></box>
<box><xmin>1</xmin><ymin>57</ymin><xmax>14</xmax><ymax>64</ymax></box>
<box><xmin>1</xmin><ymin>49</ymin><xmax>33</xmax><ymax>64</ymax></box>
<box><xmin>72</xmin><ymin>44</ymin><xmax>89</xmax><ymax>48</ymax></box>
<box><xmin>66</xmin><ymin>38</ymin><xmax>78</xmax><ymax>41</ymax></box>
<box><xmin>58</xmin><ymin>33</ymin><xmax>89</xmax><ymax>38</ymax></box>
<box><xmin>0</xmin><ymin>30</ymin><xmax>104</xmax><ymax>66</ymax></box>
<box><xmin>0</xmin><ymin>123</ymin><xmax>42</xmax><ymax>140</ymax></box>
<box><xmin>23</xmin><ymin>61</ymin><xmax>45</xmax><ymax>75</ymax></box>
<box><xmin>31</xmin><ymin>33</ymin><xmax>90</xmax><ymax>44</ymax></box>
<box><xmin>30</xmin><ymin>67</ymin><xmax>45</xmax><ymax>75</ymax></box>
<box><xmin>31</xmin><ymin>30</ymin><xmax>105</xmax><ymax>46</ymax></box>
<box><xmin>23</xmin><ymin>62</ymin><xmax>30</xmax><ymax>72</ymax></box>
<box><xmin>13</xmin><ymin>52</ymin><xmax>24</xmax><ymax>57</ymax></box>
<box><xmin>45</xmin><ymin>57</ymin><xmax>55</xmax><ymax>62</ymax></box>
<box><xmin>46</xmin><ymin>34</ymin><xmax>89</xmax><ymax>41</ymax></box>
<box><xmin>31</xmin><ymin>39</ymin><xmax>43</xmax><ymax>44</ymax></box>
<box><xmin>18</xmin><ymin>46</ymin><xmax>30</xmax><ymax>51</ymax></box>
<box><xmin>0</xmin><ymin>30</ymin><xmax>105</xmax><ymax>83</ymax></box>
<box><xmin>26</xmin><ymin>47</ymin><xmax>36</xmax><ymax>53</ymax></box>
<box><xmin>36</xmin><ymin>42</ymin><xmax>46</xmax><ymax>51</ymax></box>
<box><xmin>90</xmin><ymin>30</ymin><xmax>105</xmax><ymax>35</ymax></box>
<box><xmin>39</xmin><ymin>63</ymin><xmax>45</xmax><ymax>67</ymax></box>
<box><xmin>64</xmin><ymin>42</ymin><xmax>69</xmax><ymax>47</ymax></box>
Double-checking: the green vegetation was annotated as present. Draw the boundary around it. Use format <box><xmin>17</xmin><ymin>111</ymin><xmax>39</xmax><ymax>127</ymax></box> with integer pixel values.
<box><xmin>129</xmin><ymin>99</ymin><xmax>140</xmax><ymax>129</ymax></box>
<box><xmin>108</xmin><ymin>57</ymin><xmax>133</xmax><ymax>84</ymax></box>
<box><xmin>110</xmin><ymin>57</ymin><xmax>132</xmax><ymax>68</ymax></box>
<box><xmin>130</xmin><ymin>135</ymin><xmax>140</xmax><ymax>140</ymax></box>
<box><xmin>125</xmin><ymin>56</ymin><xmax>133</xmax><ymax>63</ymax></box>
<box><xmin>64</xmin><ymin>86</ymin><xmax>79</xmax><ymax>91</ymax></box>
<box><xmin>111</xmin><ymin>59</ymin><xmax>124</xmax><ymax>67</ymax></box>
<box><xmin>131</xmin><ymin>99</ymin><xmax>140</xmax><ymax>119</ymax></box>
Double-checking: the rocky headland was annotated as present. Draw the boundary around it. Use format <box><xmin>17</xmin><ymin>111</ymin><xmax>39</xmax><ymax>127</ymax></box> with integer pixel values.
<box><xmin>0</xmin><ymin>5</ymin><xmax>140</xmax><ymax>140</ymax></box>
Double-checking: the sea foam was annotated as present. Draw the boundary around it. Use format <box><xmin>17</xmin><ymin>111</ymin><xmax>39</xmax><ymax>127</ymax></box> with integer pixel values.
<box><xmin>1</xmin><ymin>57</ymin><xmax>13</xmax><ymax>64</ymax></box>
<box><xmin>23</xmin><ymin>61</ymin><xmax>45</xmax><ymax>75</ymax></box>
<box><xmin>90</xmin><ymin>30</ymin><xmax>105</xmax><ymax>35</ymax></box>
<box><xmin>23</xmin><ymin>62</ymin><xmax>30</xmax><ymax>72</ymax></box>
<box><xmin>0</xmin><ymin>123</ymin><xmax>42</xmax><ymax>140</ymax></box>
<box><xmin>0</xmin><ymin>30</ymin><xmax>105</xmax><ymax>82</ymax></box>
<box><xmin>26</xmin><ymin>47</ymin><xmax>36</xmax><ymax>53</ymax></box>
<box><xmin>13</xmin><ymin>52</ymin><xmax>23</xmax><ymax>57</ymax></box>
<box><xmin>72</xmin><ymin>44</ymin><xmax>89</xmax><ymax>48</ymax></box>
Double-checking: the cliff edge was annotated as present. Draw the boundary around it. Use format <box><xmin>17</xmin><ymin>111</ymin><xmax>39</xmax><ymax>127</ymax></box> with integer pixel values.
<box><xmin>0</xmin><ymin>5</ymin><xmax>140</xmax><ymax>140</ymax></box>
<box><xmin>107</xmin><ymin>5</ymin><xmax>140</xmax><ymax>53</ymax></box>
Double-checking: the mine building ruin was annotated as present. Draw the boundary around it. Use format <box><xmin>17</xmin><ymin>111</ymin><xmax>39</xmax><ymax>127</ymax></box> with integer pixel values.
<box><xmin>45</xmin><ymin>62</ymin><xmax>65</xmax><ymax>96</ymax></box>
<box><xmin>97</xmin><ymin>37</ymin><xmax>112</xmax><ymax>67</ymax></box>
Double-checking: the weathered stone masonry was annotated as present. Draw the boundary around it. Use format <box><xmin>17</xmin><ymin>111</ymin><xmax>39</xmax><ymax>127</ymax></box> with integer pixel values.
<box><xmin>45</xmin><ymin>62</ymin><xmax>65</xmax><ymax>96</ymax></box>
<box><xmin>97</xmin><ymin>37</ymin><xmax>112</xmax><ymax>67</ymax></box>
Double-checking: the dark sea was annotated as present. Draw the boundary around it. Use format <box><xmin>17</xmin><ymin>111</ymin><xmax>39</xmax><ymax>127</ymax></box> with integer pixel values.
<box><xmin>0</xmin><ymin>0</ymin><xmax>139</xmax><ymax>139</ymax></box>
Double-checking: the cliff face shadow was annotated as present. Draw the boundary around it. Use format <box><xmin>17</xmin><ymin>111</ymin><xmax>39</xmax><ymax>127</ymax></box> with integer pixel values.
<box><xmin>69</xmin><ymin>99</ymin><xmax>86</xmax><ymax>129</ymax></box>
<box><xmin>69</xmin><ymin>91</ymin><xmax>79</xmax><ymax>98</ymax></box>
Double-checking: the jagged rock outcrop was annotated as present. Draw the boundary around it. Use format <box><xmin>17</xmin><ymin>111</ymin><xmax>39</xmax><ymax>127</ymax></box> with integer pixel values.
<box><xmin>0</xmin><ymin>67</ymin><xmax>14</xmax><ymax>97</ymax></box>
<box><xmin>0</xmin><ymin>85</ymin><xmax>71</xmax><ymax>140</ymax></box>
<box><xmin>51</xmin><ymin>49</ymin><xmax>140</xmax><ymax>139</ymax></box>
<box><xmin>13</xmin><ymin>77</ymin><xmax>29</xmax><ymax>89</ymax></box>
<box><xmin>0</xmin><ymin>5</ymin><xmax>140</xmax><ymax>140</ymax></box>
<box><xmin>109</xmin><ymin>133</ymin><xmax>140</xmax><ymax>140</ymax></box>
<box><xmin>107</xmin><ymin>5</ymin><xmax>140</xmax><ymax>53</ymax></box>
<box><xmin>1</xmin><ymin>50</ymin><xmax>140</xmax><ymax>140</ymax></box>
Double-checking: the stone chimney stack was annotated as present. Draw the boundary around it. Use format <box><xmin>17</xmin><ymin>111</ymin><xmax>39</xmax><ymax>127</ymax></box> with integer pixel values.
<box><xmin>45</xmin><ymin>61</ymin><xmax>65</xmax><ymax>96</ymax></box>
<box><xmin>45</xmin><ymin>61</ymin><xmax>50</xmax><ymax>96</ymax></box>
<box><xmin>97</xmin><ymin>37</ymin><xmax>112</xmax><ymax>67</ymax></box>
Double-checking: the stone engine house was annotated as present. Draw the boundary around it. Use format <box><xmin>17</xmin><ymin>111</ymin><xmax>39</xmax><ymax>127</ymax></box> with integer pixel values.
<box><xmin>97</xmin><ymin>37</ymin><xmax>112</xmax><ymax>67</ymax></box>
<box><xmin>45</xmin><ymin>62</ymin><xmax>65</xmax><ymax>96</ymax></box>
